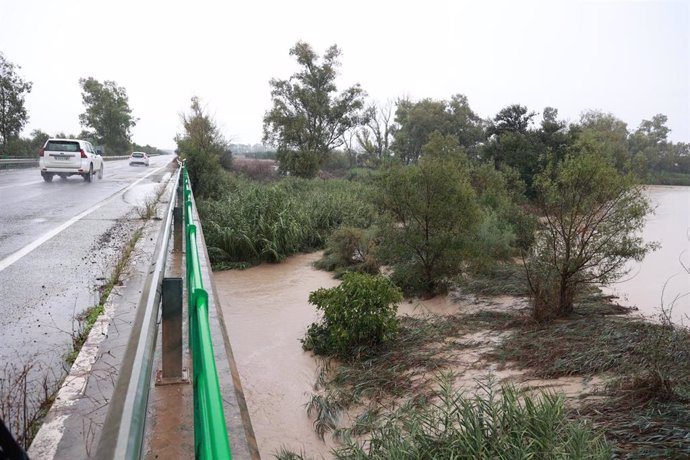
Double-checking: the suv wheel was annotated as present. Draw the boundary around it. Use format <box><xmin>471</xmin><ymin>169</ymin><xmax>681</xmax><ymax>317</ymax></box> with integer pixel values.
<box><xmin>41</xmin><ymin>172</ymin><xmax>54</xmax><ymax>183</ymax></box>
<box><xmin>98</xmin><ymin>164</ymin><xmax>104</xmax><ymax>179</ymax></box>
<box><xmin>83</xmin><ymin>165</ymin><xmax>93</xmax><ymax>182</ymax></box>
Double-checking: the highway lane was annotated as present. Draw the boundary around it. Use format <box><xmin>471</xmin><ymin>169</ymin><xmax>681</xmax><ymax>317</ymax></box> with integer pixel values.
<box><xmin>0</xmin><ymin>155</ymin><xmax>175</xmax><ymax>377</ymax></box>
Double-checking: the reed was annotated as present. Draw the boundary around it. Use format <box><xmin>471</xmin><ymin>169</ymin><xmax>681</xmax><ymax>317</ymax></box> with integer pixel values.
<box><xmin>335</xmin><ymin>375</ymin><xmax>611</xmax><ymax>459</ymax></box>
<box><xmin>199</xmin><ymin>177</ymin><xmax>374</xmax><ymax>268</ymax></box>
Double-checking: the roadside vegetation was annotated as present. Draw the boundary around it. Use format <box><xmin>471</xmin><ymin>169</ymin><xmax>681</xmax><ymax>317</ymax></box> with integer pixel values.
<box><xmin>173</xmin><ymin>40</ymin><xmax>690</xmax><ymax>458</ymax></box>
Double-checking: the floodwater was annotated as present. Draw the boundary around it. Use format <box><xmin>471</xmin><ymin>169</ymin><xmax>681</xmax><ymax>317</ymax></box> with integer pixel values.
<box><xmin>214</xmin><ymin>187</ymin><xmax>690</xmax><ymax>457</ymax></box>
<box><xmin>606</xmin><ymin>185</ymin><xmax>690</xmax><ymax>323</ymax></box>
<box><xmin>214</xmin><ymin>254</ymin><xmax>488</xmax><ymax>458</ymax></box>
<box><xmin>215</xmin><ymin>253</ymin><xmax>340</xmax><ymax>458</ymax></box>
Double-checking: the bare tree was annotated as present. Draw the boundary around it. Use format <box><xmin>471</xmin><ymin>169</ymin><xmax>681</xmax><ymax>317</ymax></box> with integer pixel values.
<box><xmin>356</xmin><ymin>100</ymin><xmax>395</xmax><ymax>165</ymax></box>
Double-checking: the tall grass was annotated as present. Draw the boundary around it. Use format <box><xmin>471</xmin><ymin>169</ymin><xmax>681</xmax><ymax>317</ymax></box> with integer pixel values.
<box><xmin>199</xmin><ymin>177</ymin><xmax>374</xmax><ymax>268</ymax></box>
<box><xmin>335</xmin><ymin>376</ymin><xmax>611</xmax><ymax>459</ymax></box>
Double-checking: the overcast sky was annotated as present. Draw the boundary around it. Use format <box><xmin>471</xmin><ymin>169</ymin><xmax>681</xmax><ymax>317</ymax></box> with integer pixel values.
<box><xmin>1</xmin><ymin>0</ymin><xmax>688</xmax><ymax>149</ymax></box>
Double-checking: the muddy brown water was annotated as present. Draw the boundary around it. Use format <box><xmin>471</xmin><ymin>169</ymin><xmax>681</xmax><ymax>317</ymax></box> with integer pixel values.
<box><xmin>605</xmin><ymin>185</ymin><xmax>690</xmax><ymax>324</ymax></box>
<box><xmin>215</xmin><ymin>253</ymin><xmax>340</xmax><ymax>458</ymax></box>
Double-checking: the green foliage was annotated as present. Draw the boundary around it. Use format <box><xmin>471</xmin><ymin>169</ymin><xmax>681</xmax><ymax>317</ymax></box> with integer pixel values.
<box><xmin>335</xmin><ymin>377</ymin><xmax>611</xmax><ymax>459</ymax></box>
<box><xmin>3</xmin><ymin>129</ymin><xmax>48</xmax><ymax>157</ymax></box>
<box><xmin>391</xmin><ymin>94</ymin><xmax>485</xmax><ymax>164</ymax></box>
<box><xmin>527</xmin><ymin>152</ymin><xmax>656</xmax><ymax>319</ymax></box>
<box><xmin>176</xmin><ymin>96</ymin><xmax>229</xmax><ymax>199</ymax></box>
<box><xmin>263</xmin><ymin>41</ymin><xmax>368</xmax><ymax>177</ymax></box>
<box><xmin>275</xmin><ymin>149</ymin><xmax>320</xmax><ymax>178</ymax></box>
<box><xmin>0</xmin><ymin>52</ymin><xmax>33</xmax><ymax>151</ymax></box>
<box><xmin>376</xmin><ymin>146</ymin><xmax>482</xmax><ymax>295</ymax></box>
<box><xmin>315</xmin><ymin>226</ymin><xmax>379</xmax><ymax>276</ymax></box>
<box><xmin>302</xmin><ymin>272</ymin><xmax>402</xmax><ymax>358</ymax></box>
<box><xmin>470</xmin><ymin>162</ymin><xmax>536</xmax><ymax>255</ymax></box>
<box><xmin>78</xmin><ymin>77</ymin><xmax>136</xmax><ymax>154</ymax></box>
<box><xmin>199</xmin><ymin>177</ymin><xmax>374</xmax><ymax>267</ymax></box>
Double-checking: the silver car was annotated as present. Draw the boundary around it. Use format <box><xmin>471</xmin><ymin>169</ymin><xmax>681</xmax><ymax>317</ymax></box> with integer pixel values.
<box><xmin>129</xmin><ymin>151</ymin><xmax>150</xmax><ymax>167</ymax></box>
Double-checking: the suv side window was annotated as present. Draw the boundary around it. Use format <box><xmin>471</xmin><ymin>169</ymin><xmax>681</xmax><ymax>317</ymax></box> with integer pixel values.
<box><xmin>86</xmin><ymin>143</ymin><xmax>94</xmax><ymax>154</ymax></box>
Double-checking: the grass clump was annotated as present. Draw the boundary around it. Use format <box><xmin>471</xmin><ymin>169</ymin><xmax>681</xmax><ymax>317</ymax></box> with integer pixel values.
<box><xmin>335</xmin><ymin>376</ymin><xmax>611</xmax><ymax>459</ymax></box>
<box><xmin>486</xmin><ymin>309</ymin><xmax>690</xmax><ymax>457</ymax></box>
<box><xmin>455</xmin><ymin>262</ymin><xmax>530</xmax><ymax>297</ymax></box>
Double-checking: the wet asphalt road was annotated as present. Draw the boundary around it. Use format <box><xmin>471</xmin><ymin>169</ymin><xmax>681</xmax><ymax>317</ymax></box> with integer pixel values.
<box><xmin>0</xmin><ymin>156</ymin><xmax>175</xmax><ymax>374</ymax></box>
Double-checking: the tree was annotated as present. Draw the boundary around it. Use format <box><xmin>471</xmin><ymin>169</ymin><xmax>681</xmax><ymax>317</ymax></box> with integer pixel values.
<box><xmin>527</xmin><ymin>152</ymin><xmax>656</xmax><ymax>321</ymax></box>
<box><xmin>391</xmin><ymin>94</ymin><xmax>484</xmax><ymax>164</ymax></box>
<box><xmin>263</xmin><ymin>41</ymin><xmax>368</xmax><ymax>177</ymax></box>
<box><xmin>78</xmin><ymin>77</ymin><xmax>137</xmax><ymax>154</ymax></box>
<box><xmin>488</xmin><ymin>104</ymin><xmax>536</xmax><ymax>136</ymax></box>
<box><xmin>356</xmin><ymin>100</ymin><xmax>395</xmax><ymax>166</ymax></box>
<box><xmin>482</xmin><ymin>104</ymin><xmax>541</xmax><ymax>193</ymax></box>
<box><xmin>176</xmin><ymin>96</ymin><xmax>228</xmax><ymax>199</ymax></box>
<box><xmin>575</xmin><ymin>110</ymin><xmax>629</xmax><ymax>172</ymax></box>
<box><xmin>377</xmin><ymin>134</ymin><xmax>482</xmax><ymax>295</ymax></box>
<box><xmin>628</xmin><ymin>114</ymin><xmax>673</xmax><ymax>176</ymax></box>
<box><xmin>0</xmin><ymin>53</ymin><xmax>32</xmax><ymax>151</ymax></box>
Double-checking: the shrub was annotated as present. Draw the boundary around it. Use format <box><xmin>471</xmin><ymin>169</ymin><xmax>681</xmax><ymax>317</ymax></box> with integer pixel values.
<box><xmin>302</xmin><ymin>273</ymin><xmax>403</xmax><ymax>358</ymax></box>
<box><xmin>314</xmin><ymin>227</ymin><xmax>379</xmax><ymax>276</ymax></box>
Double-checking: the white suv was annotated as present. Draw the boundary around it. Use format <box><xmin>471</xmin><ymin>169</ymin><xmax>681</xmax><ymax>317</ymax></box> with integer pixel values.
<box><xmin>39</xmin><ymin>138</ymin><xmax>104</xmax><ymax>182</ymax></box>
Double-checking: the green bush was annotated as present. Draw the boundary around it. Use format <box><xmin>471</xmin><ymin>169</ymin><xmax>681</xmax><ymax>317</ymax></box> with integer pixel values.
<box><xmin>302</xmin><ymin>273</ymin><xmax>403</xmax><ymax>358</ymax></box>
<box><xmin>314</xmin><ymin>226</ymin><xmax>379</xmax><ymax>276</ymax></box>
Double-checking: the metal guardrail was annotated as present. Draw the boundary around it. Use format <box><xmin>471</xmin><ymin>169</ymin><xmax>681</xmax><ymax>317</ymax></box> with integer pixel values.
<box><xmin>183</xmin><ymin>167</ymin><xmax>233</xmax><ymax>460</ymax></box>
<box><xmin>0</xmin><ymin>155</ymin><xmax>132</xmax><ymax>169</ymax></box>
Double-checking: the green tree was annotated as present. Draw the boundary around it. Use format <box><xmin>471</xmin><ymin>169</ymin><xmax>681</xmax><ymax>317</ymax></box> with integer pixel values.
<box><xmin>263</xmin><ymin>41</ymin><xmax>367</xmax><ymax>178</ymax></box>
<box><xmin>377</xmin><ymin>135</ymin><xmax>482</xmax><ymax>295</ymax></box>
<box><xmin>527</xmin><ymin>152</ymin><xmax>656</xmax><ymax>320</ymax></box>
<box><xmin>391</xmin><ymin>94</ymin><xmax>484</xmax><ymax>164</ymax></box>
<box><xmin>78</xmin><ymin>77</ymin><xmax>137</xmax><ymax>154</ymax></box>
<box><xmin>628</xmin><ymin>114</ymin><xmax>673</xmax><ymax>176</ymax></box>
<box><xmin>176</xmin><ymin>96</ymin><xmax>228</xmax><ymax>199</ymax></box>
<box><xmin>7</xmin><ymin>129</ymin><xmax>49</xmax><ymax>157</ymax></box>
<box><xmin>0</xmin><ymin>52</ymin><xmax>32</xmax><ymax>152</ymax></box>
<box><xmin>575</xmin><ymin>110</ymin><xmax>630</xmax><ymax>172</ymax></box>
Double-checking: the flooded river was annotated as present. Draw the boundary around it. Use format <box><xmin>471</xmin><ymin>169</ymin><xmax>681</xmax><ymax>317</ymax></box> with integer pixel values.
<box><xmin>213</xmin><ymin>185</ymin><xmax>689</xmax><ymax>458</ymax></box>
<box><xmin>606</xmin><ymin>185</ymin><xmax>690</xmax><ymax>323</ymax></box>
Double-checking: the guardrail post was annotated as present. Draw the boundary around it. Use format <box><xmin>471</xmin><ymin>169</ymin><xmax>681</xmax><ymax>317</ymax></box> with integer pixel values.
<box><xmin>173</xmin><ymin>206</ymin><xmax>183</xmax><ymax>252</ymax></box>
<box><xmin>156</xmin><ymin>277</ymin><xmax>188</xmax><ymax>385</ymax></box>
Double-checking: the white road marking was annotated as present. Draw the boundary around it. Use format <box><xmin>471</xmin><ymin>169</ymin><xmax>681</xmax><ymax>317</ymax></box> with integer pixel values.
<box><xmin>0</xmin><ymin>180</ymin><xmax>42</xmax><ymax>190</ymax></box>
<box><xmin>0</xmin><ymin>165</ymin><xmax>165</xmax><ymax>273</ymax></box>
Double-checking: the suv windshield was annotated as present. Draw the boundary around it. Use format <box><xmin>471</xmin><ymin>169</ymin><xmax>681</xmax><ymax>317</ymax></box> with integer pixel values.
<box><xmin>132</xmin><ymin>153</ymin><xmax>144</xmax><ymax>158</ymax></box>
<box><xmin>46</xmin><ymin>141</ymin><xmax>79</xmax><ymax>152</ymax></box>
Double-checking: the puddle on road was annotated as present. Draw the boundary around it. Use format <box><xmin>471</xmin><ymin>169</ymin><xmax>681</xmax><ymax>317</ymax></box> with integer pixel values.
<box><xmin>215</xmin><ymin>253</ymin><xmax>596</xmax><ymax>459</ymax></box>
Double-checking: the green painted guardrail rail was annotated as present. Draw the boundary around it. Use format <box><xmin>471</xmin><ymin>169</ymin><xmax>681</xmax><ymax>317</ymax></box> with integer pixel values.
<box><xmin>183</xmin><ymin>166</ymin><xmax>233</xmax><ymax>460</ymax></box>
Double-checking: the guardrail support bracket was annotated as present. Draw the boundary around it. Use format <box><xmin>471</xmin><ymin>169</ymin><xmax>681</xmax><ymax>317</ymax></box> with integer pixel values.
<box><xmin>156</xmin><ymin>277</ymin><xmax>189</xmax><ymax>385</ymax></box>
